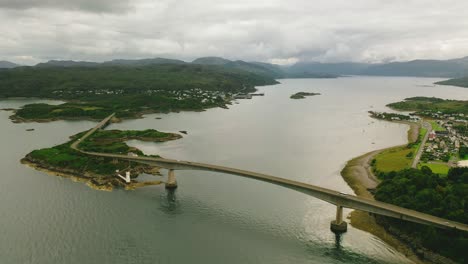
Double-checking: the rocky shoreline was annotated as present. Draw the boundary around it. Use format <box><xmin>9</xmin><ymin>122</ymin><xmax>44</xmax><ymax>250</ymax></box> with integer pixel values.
<box><xmin>341</xmin><ymin>121</ymin><xmax>457</xmax><ymax>264</ymax></box>
<box><xmin>21</xmin><ymin>156</ymin><xmax>163</xmax><ymax>191</ymax></box>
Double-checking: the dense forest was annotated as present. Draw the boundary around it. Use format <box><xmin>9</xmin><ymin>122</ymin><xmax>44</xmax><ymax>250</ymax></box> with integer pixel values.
<box><xmin>375</xmin><ymin>167</ymin><xmax>468</xmax><ymax>262</ymax></box>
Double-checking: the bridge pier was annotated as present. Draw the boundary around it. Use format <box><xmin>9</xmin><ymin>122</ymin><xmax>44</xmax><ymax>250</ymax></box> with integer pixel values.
<box><xmin>165</xmin><ymin>169</ymin><xmax>178</xmax><ymax>189</ymax></box>
<box><xmin>330</xmin><ymin>205</ymin><xmax>347</xmax><ymax>233</ymax></box>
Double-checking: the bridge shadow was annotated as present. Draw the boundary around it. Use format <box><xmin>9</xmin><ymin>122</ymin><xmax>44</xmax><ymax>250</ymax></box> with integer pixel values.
<box><xmin>334</xmin><ymin>233</ymin><xmax>343</xmax><ymax>250</ymax></box>
<box><xmin>159</xmin><ymin>188</ymin><xmax>179</xmax><ymax>213</ymax></box>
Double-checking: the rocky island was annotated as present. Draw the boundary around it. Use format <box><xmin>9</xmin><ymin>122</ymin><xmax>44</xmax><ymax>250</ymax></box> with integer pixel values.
<box><xmin>22</xmin><ymin>128</ymin><xmax>182</xmax><ymax>191</ymax></box>
<box><xmin>290</xmin><ymin>92</ymin><xmax>321</xmax><ymax>99</ymax></box>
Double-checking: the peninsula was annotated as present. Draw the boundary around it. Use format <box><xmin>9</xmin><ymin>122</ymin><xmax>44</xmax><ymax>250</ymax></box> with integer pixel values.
<box><xmin>341</xmin><ymin>97</ymin><xmax>468</xmax><ymax>263</ymax></box>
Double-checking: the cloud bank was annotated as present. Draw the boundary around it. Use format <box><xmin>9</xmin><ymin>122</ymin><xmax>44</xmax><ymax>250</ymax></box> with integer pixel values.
<box><xmin>1</xmin><ymin>0</ymin><xmax>468</xmax><ymax>65</ymax></box>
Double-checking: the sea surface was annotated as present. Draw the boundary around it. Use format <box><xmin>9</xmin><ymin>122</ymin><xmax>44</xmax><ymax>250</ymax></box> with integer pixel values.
<box><xmin>1</xmin><ymin>77</ymin><xmax>467</xmax><ymax>264</ymax></box>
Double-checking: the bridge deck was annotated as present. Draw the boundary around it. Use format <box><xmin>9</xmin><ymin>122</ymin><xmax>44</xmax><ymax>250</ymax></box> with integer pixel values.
<box><xmin>71</xmin><ymin>114</ymin><xmax>468</xmax><ymax>233</ymax></box>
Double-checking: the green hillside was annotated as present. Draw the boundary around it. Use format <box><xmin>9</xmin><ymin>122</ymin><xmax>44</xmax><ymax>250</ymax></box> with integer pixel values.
<box><xmin>1</xmin><ymin>64</ymin><xmax>277</xmax><ymax>121</ymax></box>
<box><xmin>436</xmin><ymin>77</ymin><xmax>468</xmax><ymax>88</ymax></box>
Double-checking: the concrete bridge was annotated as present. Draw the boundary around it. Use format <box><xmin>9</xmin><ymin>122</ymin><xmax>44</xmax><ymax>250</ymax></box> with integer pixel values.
<box><xmin>71</xmin><ymin>114</ymin><xmax>468</xmax><ymax>233</ymax></box>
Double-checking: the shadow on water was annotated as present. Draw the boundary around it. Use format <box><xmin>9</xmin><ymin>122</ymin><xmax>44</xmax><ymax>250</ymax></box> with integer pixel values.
<box><xmin>334</xmin><ymin>233</ymin><xmax>343</xmax><ymax>250</ymax></box>
<box><xmin>159</xmin><ymin>189</ymin><xmax>181</xmax><ymax>214</ymax></box>
<box><xmin>302</xmin><ymin>233</ymin><xmax>396</xmax><ymax>264</ymax></box>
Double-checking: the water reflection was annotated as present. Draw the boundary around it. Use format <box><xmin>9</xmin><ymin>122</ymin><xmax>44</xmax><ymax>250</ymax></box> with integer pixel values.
<box><xmin>160</xmin><ymin>189</ymin><xmax>180</xmax><ymax>213</ymax></box>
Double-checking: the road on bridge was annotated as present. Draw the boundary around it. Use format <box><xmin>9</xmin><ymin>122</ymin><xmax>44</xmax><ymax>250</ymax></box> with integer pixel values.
<box><xmin>71</xmin><ymin>114</ymin><xmax>468</xmax><ymax>233</ymax></box>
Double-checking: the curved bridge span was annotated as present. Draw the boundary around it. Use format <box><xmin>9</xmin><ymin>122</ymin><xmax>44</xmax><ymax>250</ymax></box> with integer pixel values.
<box><xmin>71</xmin><ymin>114</ymin><xmax>468</xmax><ymax>233</ymax></box>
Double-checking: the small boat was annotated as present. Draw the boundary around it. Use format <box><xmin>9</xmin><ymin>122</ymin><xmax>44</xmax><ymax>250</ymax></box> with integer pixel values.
<box><xmin>26</xmin><ymin>128</ymin><xmax>35</xmax><ymax>131</ymax></box>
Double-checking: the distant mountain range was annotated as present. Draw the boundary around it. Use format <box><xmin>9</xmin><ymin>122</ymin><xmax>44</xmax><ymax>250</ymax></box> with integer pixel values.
<box><xmin>287</xmin><ymin>57</ymin><xmax>468</xmax><ymax>78</ymax></box>
<box><xmin>3</xmin><ymin>56</ymin><xmax>468</xmax><ymax>79</ymax></box>
<box><xmin>0</xmin><ymin>61</ymin><xmax>20</xmax><ymax>68</ymax></box>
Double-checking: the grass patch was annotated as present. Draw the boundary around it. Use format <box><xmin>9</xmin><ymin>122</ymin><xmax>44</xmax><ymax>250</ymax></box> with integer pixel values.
<box><xmin>373</xmin><ymin>124</ymin><xmax>424</xmax><ymax>174</ymax></box>
<box><xmin>413</xmin><ymin>127</ymin><xmax>427</xmax><ymax>154</ymax></box>
<box><xmin>374</xmin><ymin>146</ymin><xmax>413</xmax><ymax>173</ymax></box>
<box><xmin>417</xmin><ymin>163</ymin><xmax>450</xmax><ymax>175</ymax></box>
<box><xmin>429</xmin><ymin>120</ymin><xmax>446</xmax><ymax>131</ymax></box>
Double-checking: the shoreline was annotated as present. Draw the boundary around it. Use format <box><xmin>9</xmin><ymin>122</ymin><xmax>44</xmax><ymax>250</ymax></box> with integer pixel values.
<box><xmin>3</xmin><ymin>94</ymin><xmax>240</xmax><ymax>124</ymax></box>
<box><xmin>21</xmin><ymin>157</ymin><xmax>164</xmax><ymax>191</ymax></box>
<box><xmin>341</xmin><ymin>121</ymin><xmax>426</xmax><ymax>264</ymax></box>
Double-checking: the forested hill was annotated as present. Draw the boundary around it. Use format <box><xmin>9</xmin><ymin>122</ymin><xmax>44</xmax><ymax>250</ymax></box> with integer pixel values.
<box><xmin>436</xmin><ymin>77</ymin><xmax>468</xmax><ymax>88</ymax></box>
<box><xmin>0</xmin><ymin>64</ymin><xmax>277</xmax><ymax>99</ymax></box>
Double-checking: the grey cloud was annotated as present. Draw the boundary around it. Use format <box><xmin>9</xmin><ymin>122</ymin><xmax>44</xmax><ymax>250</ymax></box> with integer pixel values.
<box><xmin>1</xmin><ymin>0</ymin><xmax>468</xmax><ymax>65</ymax></box>
<box><xmin>0</xmin><ymin>0</ymin><xmax>131</xmax><ymax>13</ymax></box>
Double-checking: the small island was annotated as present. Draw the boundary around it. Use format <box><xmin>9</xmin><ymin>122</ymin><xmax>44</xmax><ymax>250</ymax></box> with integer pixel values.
<box><xmin>290</xmin><ymin>92</ymin><xmax>321</xmax><ymax>99</ymax></box>
<box><xmin>22</xmin><ymin>128</ymin><xmax>182</xmax><ymax>191</ymax></box>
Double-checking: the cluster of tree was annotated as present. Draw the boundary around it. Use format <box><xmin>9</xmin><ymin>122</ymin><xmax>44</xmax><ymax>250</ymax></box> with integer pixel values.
<box><xmin>28</xmin><ymin>141</ymin><xmax>132</xmax><ymax>175</ymax></box>
<box><xmin>15</xmin><ymin>103</ymin><xmax>112</xmax><ymax>120</ymax></box>
<box><xmin>13</xmin><ymin>93</ymin><xmax>229</xmax><ymax>120</ymax></box>
<box><xmin>460</xmin><ymin>146</ymin><xmax>468</xmax><ymax>159</ymax></box>
<box><xmin>387</xmin><ymin>97</ymin><xmax>468</xmax><ymax>114</ymax></box>
<box><xmin>375</xmin><ymin>167</ymin><xmax>468</xmax><ymax>262</ymax></box>
<box><xmin>91</xmin><ymin>129</ymin><xmax>172</xmax><ymax>139</ymax></box>
<box><xmin>369</xmin><ymin>111</ymin><xmax>412</xmax><ymax>121</ymax></box>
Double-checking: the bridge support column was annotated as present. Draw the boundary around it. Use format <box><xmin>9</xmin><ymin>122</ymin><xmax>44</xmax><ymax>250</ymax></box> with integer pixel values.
<box><xmin>330</xmin><ymin>205</ymin><xmax>347</xmax><ymax>233</ymax></box>
<box><xmin>165</xmin><ymin>169</ymin><xmax>178</xmax><ymax>189</ymax></box>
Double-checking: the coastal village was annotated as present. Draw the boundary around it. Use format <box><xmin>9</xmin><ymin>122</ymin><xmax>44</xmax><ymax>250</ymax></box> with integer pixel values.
<box><xmin>50</xmin><ymin>88</ymin><xmax>266</xmax><ymax>104</ymax></box>
<box><xmin>370</xmin><ymin>110</ymin><xmax>468</xmax><ymax>171</ymax></box>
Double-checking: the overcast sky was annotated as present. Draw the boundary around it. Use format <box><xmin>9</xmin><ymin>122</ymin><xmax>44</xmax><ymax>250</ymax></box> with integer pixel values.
<box><xmin>1</xmin><ymin>0</ymin><xmax>468</xmax><ymax>65</ymax></box>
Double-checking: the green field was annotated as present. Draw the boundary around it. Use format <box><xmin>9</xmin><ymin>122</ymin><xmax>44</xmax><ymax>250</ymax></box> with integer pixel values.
<box><xmin>429</xmin><ymin>120</ymin><xmax>446</xmax><ymax>131</ymax></box>
<box><xmin>373</xmin><ymin>146</ymin><xmax>414</xmax><ymax>173</ymax></box>
<box><xmin>373</xmin><ymin>125</ymin><xmax>428</xmax><ymax>174</ymax></box>
<box><xmin>417</xmin><ymin>163</ymin><xmax>450</xmax><ymax>175</ymax></box>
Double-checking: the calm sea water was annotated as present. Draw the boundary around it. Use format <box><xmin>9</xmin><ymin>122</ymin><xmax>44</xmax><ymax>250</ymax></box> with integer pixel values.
<box><xmin>1</xmin><ymin>77</ymin><xmax>467</xmax><ymax>264</ymax></box>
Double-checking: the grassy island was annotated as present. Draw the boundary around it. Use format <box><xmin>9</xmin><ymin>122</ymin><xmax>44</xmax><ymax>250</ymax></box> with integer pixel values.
<box><xmin>290</xmin><ymin>92</ymin><xmax>321</xmax><ymax>99</ymax></box>
<box><xmin>22</xmin><ymin>129</ymin><xmax>181</xmax><ymax>190</ymax></box>
<box><xmin>0</xmin><ymin>64</ymin><xmax>278</xmax><ymax>122</ymax></box>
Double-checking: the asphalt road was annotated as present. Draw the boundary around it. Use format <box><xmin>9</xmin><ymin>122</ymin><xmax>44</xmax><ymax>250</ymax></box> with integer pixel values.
<box><xmin>411</xmin><ymin>121</ymin><xmax>432</xmax><ymax>168</ymax></box>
